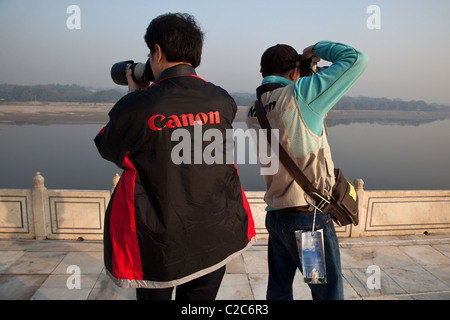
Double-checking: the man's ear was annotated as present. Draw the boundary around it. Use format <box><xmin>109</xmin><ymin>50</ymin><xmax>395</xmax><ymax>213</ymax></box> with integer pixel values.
<box><xmin>155</xmin><ymin>44</ymin><xmax>164</xmax><ymax>64</ymax></box>
<box><xmin>289</xmin><ymin>68</ymin><xmax>301</xmax><ymax>81</ymax></box>
<box><xmin>288</xmin><ymin>68</ymin><xmax>296</xmax><ymax>81</ymax></box>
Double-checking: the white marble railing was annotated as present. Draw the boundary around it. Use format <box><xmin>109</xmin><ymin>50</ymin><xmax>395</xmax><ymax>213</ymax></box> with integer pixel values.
<box><xmin>1</xmin><ymin>173</ymin><xmax>449</xmax><ymax>240</ymax></box>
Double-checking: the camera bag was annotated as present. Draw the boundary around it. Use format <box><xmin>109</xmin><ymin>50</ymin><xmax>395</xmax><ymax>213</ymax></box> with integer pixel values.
<box><xmin>254</xmin><ymin>99</ymin><xmax>359</xmax><ymax>227</ymax></box>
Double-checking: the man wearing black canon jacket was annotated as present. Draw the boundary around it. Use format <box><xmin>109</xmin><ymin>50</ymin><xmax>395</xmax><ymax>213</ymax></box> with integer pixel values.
<box><xmin>94</xmin><ymin>13</ymin><xmax>255</xmax><ymax>300</ymax></box>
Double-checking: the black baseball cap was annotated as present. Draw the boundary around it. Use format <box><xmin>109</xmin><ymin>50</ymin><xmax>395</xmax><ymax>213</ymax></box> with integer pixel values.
<box><xmin>260</xmin><ymin>44</ymin><xmax>300</xmax><ymax>77</ymax></box>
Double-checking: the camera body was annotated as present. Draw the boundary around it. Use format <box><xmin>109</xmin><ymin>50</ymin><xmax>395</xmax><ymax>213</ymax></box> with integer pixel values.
<box><xmin>111</xmin><ymin>59</ymin><xmax>155</xmax><ymax>86</ymax></box>
<box><xmin>299</xmin><ymin>55</ymin><xmax>326</xmax><ymax>77</ymax></box>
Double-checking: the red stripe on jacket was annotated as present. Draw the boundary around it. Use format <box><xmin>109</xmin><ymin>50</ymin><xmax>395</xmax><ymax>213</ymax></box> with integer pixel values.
<box><xmin>109</xmin><ymin>153</ymin><xmax>143</xmax><ymax>280</ymax></box>
<box><xmin>234</xmin><ymin>164</ymin><xmax>256</xmax><ymax>241</ymax></box>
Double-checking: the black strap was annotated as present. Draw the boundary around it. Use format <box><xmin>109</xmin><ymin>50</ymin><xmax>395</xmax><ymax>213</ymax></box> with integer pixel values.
<box><xmin>254</xmin><ymin>99</ymin><xmax>329</xmax><ymax>207</ymax></box>
<box><xmin>256</xmin><ymin>83</ymin><xmax>283</xmax><ymax>100</ymax></box>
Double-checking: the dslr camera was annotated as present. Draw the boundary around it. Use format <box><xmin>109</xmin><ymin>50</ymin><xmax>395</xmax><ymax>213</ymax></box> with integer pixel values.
<box><xmin>298</xmin><ymin>55</ymin><xmax>327</xmax><ymax>77</ymax></box>
<box><xmin>111</xmin><ymin>59</ymin><xmax>155</xmax><ymax>86</ymax></box>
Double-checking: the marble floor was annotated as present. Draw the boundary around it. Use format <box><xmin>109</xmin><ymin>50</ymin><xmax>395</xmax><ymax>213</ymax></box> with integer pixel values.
<box><xmin>1</xmin><ymin>234</ymin><xmax>450</xmax><ymax>300</ymax></box>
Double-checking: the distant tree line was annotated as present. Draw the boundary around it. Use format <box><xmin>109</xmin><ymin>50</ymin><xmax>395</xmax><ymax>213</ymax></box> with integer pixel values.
<box><xmin>0</xmin><ymin>84</ymin><xmax>125</xmax><ymax>103</ymax></box>
<box><xmin>1</xmin><ymin>84</ymin><xmax>449</xmax><ymax>111</ymax></box>
<box><xmin>334</xmin><ymin>96</ymin><xmax>450</xmax><ymax>112</ymax></box>
<box><xmin>230</xmin><ymin>92</ymin><xmax>450</xmax><ymax>112</ymax></box>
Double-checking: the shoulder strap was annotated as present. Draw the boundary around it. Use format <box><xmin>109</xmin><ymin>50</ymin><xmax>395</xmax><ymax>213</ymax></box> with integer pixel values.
<box><xmin>254</xmin><ymin>99</ymin><xmax>328</xmax><ymax>206</ymax></box>
<box><xmin>256</xmin><ymin>83</ymin><xmax>283</xmax><ymax>100</ymax></box>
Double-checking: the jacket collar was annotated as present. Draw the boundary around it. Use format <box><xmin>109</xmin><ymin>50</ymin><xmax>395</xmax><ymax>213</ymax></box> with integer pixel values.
<box><xmin>256</xmin><ymin>75</ymin><xmax>291</xmax><ymax>100</ymax></box>
<box><xmin>154</xmin><ymin>64</ymin><xmax>196</xmax><ymax>83</ymax></box>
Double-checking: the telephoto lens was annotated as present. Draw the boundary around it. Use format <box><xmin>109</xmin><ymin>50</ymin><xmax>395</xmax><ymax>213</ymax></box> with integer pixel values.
<box><xmin>111</xmin><ymin>60</ymin><xmax>134</xmax><ymax>85</ymax></box>
<box><xmin>111</xmin><ymin>59</ymin><xmax>154</xmax><ymax>85</ymax></box>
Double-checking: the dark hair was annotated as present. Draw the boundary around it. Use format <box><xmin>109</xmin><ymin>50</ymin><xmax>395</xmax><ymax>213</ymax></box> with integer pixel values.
<box><xmin>144</xmin><ymin>13</ymin><xmax>204</xmax><ymax>68</ymax></box>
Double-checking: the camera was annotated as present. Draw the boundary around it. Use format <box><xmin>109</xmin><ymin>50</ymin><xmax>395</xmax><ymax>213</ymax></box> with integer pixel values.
<box><xmin>111</xmin><ymin>59</ymin><xmax>155</xmax><ymax>86</ymax></box>
<box><xmin>299</xmin><ymin>55</ymin><xmax>327</xmax><ymax>77</ymax></box>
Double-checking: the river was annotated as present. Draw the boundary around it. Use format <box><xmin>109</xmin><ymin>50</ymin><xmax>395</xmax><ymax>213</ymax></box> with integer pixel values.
<box><xmin>0</xmin><ymin>118</ymin><xmax>449</xmax><ymax>191</ymax></box>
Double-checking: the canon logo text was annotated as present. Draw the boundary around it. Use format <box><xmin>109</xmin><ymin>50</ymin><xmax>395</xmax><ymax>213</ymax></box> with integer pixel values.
<box><xmin>148</xmin><ymin>111</ymin><xmax>220</xmax><ymax>131</ymax></box>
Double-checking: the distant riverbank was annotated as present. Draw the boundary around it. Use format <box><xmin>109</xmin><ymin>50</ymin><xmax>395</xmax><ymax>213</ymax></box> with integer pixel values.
<box><xmin>0</xmin><ymin>102</ymin><xmax>113</xmax><ymax>124</ymax></box>
<box><xmin>235</xmin><ymin>106</ymin><xmax>450</xmax><ymax>125</ymax></box>
<box><xmin>2</xmin><ymin>102</ymin><xmax>450</xmax><ymax>125</ymax></box>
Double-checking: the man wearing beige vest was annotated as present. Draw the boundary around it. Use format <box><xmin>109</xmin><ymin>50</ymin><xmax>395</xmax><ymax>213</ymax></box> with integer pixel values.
<box><xmin>246</xmin><ymin>41</ymin><xmax>368</xmax><ymax>300</ymax></box>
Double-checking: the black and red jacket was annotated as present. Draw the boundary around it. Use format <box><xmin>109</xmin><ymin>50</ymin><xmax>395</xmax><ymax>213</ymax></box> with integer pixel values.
<box><xmin>94</xmin><ymin>64</ymin><xmax>255</xmax><ymax>288</ymax></box>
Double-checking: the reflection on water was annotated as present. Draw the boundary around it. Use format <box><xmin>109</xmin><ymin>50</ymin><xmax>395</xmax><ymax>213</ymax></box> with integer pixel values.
<box><xmin>0</xmin><ymin>119</ymin><xmax>449</xmax><ymax>191</ymax></box>
<box><xmin>326</xmin><ymin>119</ymin><xmax>450</xmax><ymax>190</ymax></box>
<box><xmin>0</xmin><ymin>124</ymin><xmax>117</xmax><ymax>190</ymax></box>
<box><xmin>325</xmin><ymin>114</ymin><xmax>450</xmax><ymax>128</ymax></box>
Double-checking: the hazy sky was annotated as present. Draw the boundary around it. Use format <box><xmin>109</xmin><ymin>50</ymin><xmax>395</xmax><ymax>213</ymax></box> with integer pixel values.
<box><xmin>1</xmin><ymin>0</ymin><xmax>450</xmax><ymax>104</ymax></box>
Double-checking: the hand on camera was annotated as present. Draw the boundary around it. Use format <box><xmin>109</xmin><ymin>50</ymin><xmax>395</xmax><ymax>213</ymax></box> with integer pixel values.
<box><xmin>302</xmin><ymin>45</ymin><xmax>315</xmax><ymax>60</ymax></box>
<box><xmin>126</xmin><ymin>70</ymin><xmax>150</xmax><ymax>92</ymax></box>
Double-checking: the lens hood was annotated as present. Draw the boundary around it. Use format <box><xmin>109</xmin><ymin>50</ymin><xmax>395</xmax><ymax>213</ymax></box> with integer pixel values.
<box><xmin>111</xmin><ymin>60</ymin><xmax>134</xmax><ymax>85</ymax></box>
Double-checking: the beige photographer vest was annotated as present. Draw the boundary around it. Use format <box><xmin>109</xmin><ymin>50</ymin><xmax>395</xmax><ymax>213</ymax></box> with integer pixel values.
<box><xmin>246</xmin><ymin>84</ymin><xmax>336</xmax><ymax>209</ymax></box>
